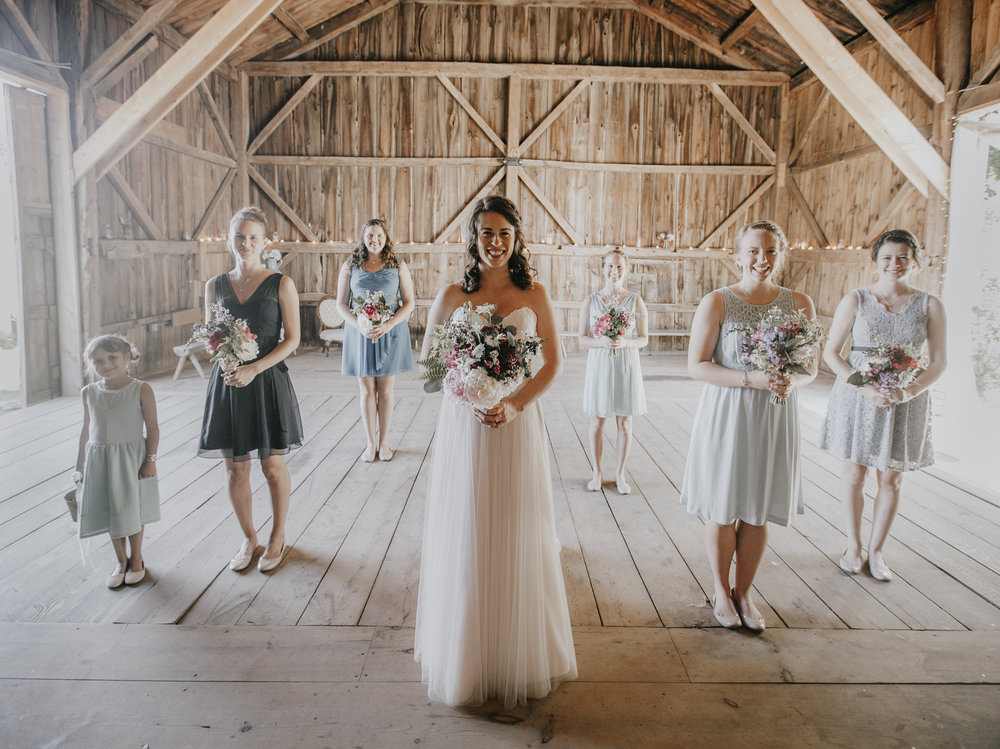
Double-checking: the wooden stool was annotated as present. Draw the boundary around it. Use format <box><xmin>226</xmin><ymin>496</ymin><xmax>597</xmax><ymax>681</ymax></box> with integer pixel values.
<box><xmin>173</xmin><ymin>342</ymin><xmax>207</xmax><ymax>380</ymax></box>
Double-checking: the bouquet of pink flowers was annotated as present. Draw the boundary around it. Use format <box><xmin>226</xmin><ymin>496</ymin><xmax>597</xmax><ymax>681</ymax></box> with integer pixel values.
<box><xmin>846</xmin><ymin>342</ymin><xmax>925</xmax><ymax>403</ymax></box>
<box><xmin>418</xmin><ymin>302</ymin><xmax>542</xmax><ymax>409</ymax></box>
<box><xmin>734</xmin><ymin>307</ymin><xmax>825</xmax><ymax>405</ymax></box>
<box><xmin>187</xmin><ymin>303</ymin><xmax>258</xmax><ymax>371</ymax></box>
<box><xmin>593</xmin><ymin>303</ymin><xmax>634</xmax><ymax>356</ymax></box>
<box><xmin>352</xmin><ymin>290</ymin><xmax>393</xmax><ymax>334</ymax></box>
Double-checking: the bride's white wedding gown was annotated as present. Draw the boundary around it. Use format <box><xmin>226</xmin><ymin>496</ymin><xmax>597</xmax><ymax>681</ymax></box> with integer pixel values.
<box><xmin>414</xmin><ymin>306</ymin><xmax>578</xmax><ymax>707</ymax></box>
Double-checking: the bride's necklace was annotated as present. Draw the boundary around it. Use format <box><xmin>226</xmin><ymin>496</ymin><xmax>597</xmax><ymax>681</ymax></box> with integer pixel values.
<box><xmin>231</xmin><ymin>267</ymin><xmax>265</xmax><ymax>297</ymax></box>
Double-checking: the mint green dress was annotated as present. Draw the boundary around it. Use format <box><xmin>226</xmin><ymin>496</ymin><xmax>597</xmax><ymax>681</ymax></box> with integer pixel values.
<box><xmin>78</xmin><ymin>380</ymin><xmax>160</xmax><ymax>539</ymax></box>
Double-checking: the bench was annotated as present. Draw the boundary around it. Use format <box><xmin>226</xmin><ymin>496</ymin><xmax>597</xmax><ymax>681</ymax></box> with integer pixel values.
<box><xmin>172</xmin><ymin>342</ymin><xmax>206</xmax><ymax>380</ymax></box>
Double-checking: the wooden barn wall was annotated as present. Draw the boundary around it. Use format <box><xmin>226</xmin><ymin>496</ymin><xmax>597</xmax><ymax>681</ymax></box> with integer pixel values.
<box><xmin>0</xmin><ymin>0</ymin><xmax>58</xmax><ymax>60</ymax></box>
<box><xmin>971</xmin><ymin>0</ymin><xmax>1000</xmax><ymax>78</ymax></box>
<box><xmin>8</xmin><ymin>86</ymin><xmax>60</xmax><ymax>403</ymax></box>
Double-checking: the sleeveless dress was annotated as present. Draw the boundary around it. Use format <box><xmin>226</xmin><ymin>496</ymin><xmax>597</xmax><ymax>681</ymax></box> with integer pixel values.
<box><xmin>198</xmin><ymin>273</ymin><xmax>304</xmax><ymax>462</ymax></box>
<box><xmin>582</xmin><ymin>292</ymin><xmax>647</xmax><ymax>418</ymax></box>
<box><xmin>414</xmin><ymin>306</ymin><xmax>578</xmax><ymax>708</ymax></box>
<box><xmin>680</xmin><ymin>287</ymin><xmax>804</xmax><ymax>527</ymax></box>
<box><xmin>341</xmin><ymin>266</ymin><xmax>413</xmax><ymax>377</ymax></box>
<box><xmin>79</xmin><ymin>379</ymin><xmax>160</xmax><ymax>539</ymax></box>
<box><xmin>819</xmin><ymin>289</ymin><xmax>934</xmax><ymax>472</ymax></box>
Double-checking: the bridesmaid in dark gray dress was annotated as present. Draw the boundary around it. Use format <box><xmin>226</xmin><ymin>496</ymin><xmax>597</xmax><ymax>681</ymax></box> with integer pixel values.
<box><xmin>820</xmin><ymin>229</ymin><xmax>947</xmax><ymax>582</ymax></box>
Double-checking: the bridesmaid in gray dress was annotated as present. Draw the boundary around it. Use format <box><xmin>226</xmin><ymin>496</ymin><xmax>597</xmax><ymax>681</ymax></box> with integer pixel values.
<box><xmin>681</xmin><ymin>220</ymin><xmax>817</xmax><ymax>631</ymax></box>
<box><xmin>820</xmin><ymin>229</ymin><xmax>947</xmax><ymax>582</ymax></box>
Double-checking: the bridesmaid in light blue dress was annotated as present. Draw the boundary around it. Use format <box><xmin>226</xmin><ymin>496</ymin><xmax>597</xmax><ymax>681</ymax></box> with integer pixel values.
<box><xmin>681</xmin><ymin>221</ymin><xmax>817</xmax><ymax>632</ymax></box>
<box><xmin>336</xmin><ymin>219</ymin><xmax>414</xmax><ymax>462</ymax></box>
<box><xmin>578</xmin><ymin>249</ymin><xmax>648</xmax><ymax>495</ymax></box>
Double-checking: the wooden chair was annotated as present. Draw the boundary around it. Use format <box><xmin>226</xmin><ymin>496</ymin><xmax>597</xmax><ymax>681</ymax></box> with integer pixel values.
<box><xmin>317</xmin><ymin>295</ymin><xmax>345</xmax><ymax>356</ymax></box>
<box><xmin>172</xmin><ymin>341</ymin><xmax>206</xmax><ymax>379</ymax></box>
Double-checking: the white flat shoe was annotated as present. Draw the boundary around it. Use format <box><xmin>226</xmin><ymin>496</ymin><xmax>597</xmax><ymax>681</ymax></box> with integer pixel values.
<box><xmin>124</xmin><ymin>565</ymin><xmax>146</xmax><ymax>585</ymax></box>
<box><xmin>258</xmin><ymin>543</ymin><xmax>288</xmax><ymax>573</ymax></box>
<box><xmin>378</xmin><ymin>447</ymin><xmax>394</xmax><ymax>461</ymax></box>
<box><xmin>869</xmin><ymin>553</ymin><xmax>893</xmax><ymax>582</ymax></box>
<box><xmin>711</xmin><ymin>594</ymin><xmax>742</xmax><ymax>629</ymax></box>
<box><xmin>361</xmin><ymin>446</ymin><xmax>377</xmax><ymax>463</ymax></box>
<box><xmin>838</xmin><ymin>553</ymin><xmax>863</xmax><ymax>575</ymax></box>
<box><xmin>106</xmin><ymin>564</ymin><xmax>126</xmax><ymax>589</ymax></box>
<box><xmin>229</xmin><ymin>539</ymin><xmax>255</xmax><ymax>571</ymax></box>
<box><xmin>732</xmin><ymin>589</ymin><xmax>765</xmax><ymax>632</ymax></box>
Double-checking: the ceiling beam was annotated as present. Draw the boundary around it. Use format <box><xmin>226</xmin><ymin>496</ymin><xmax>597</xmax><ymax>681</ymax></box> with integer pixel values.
<box><xmin>0</xmin><ymin>0</ymin><xmax>52</xmax><ymax>62</ymax></box>
<box><xmin>626</xmin><ymin>0</ymin><xmax>762</xmax><ymax>71</ymax></box>
<box><xmin>92</xmin><ymin>36</ymin><xmax>159</xmax><ymax>97</ymax></box>
<box><xmin>271</xmin><ymin>6</ymin><xmax>309</xmax><ymax>41</ymax></box>
<box><xmin>958</xmin><ymin>77</ymin><xmax>1000</xmax><ymax>114</ymax></box>
<box><xmin>83</xmin><ymin>0</ymin><xmax>181</xmax><ymax>87</ymax></box>
<box><xmin>720</xmin><ymin>8</ymin><xmax>762</xmax><ymax>52</ymax></box>
<box><xmin>73</xmin><ymin>0</ymin><xmax>282</xmax><ymax>182</ymax></box>
<box><xmin>243</xmin><ymin>60</ymin><xmax>787</xmax><ymax>86</ymax></box>
<box><xmin>247</xmin><ymin>0</ymin><xmax>400</xmax><ymax>63</ymax></box>
<box><xmin>839</xmin><ymin>0</ymin><xmax>944</xmax><ymax>103</ymax></box>
<box><xmin>969</xmin><ymin>39</ymin><xmax>1000</xmax><ymax>88</ymax></box>
<box><xmin>751</xmin><ymin>0</ymin><xmax>948</xmax><ymax>198</ymax></box>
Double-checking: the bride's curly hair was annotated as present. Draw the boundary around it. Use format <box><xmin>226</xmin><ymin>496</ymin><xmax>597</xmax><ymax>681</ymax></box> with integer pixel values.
<box><xmin>461</xmin><ymin>196</ymin><xmax>535</xmax><ymax>293</ymax></box>
<box><xmin>350</xmin><ymin>218</ymin><xmax>400</xmax><ymax>270</ymax></box>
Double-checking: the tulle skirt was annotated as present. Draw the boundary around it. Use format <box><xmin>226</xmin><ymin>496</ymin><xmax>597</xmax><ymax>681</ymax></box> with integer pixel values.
<box><xmin>414</xmin><ymin>396</ymin><xmax>577</xmax><ymax>707</ymax></box>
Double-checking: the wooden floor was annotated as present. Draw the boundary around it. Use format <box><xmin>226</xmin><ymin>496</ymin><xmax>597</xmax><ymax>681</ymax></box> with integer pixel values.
<box><xmin>1</xmin><ymin>351</ymin><xmax>998</xmax><ymax>747</ymax></box>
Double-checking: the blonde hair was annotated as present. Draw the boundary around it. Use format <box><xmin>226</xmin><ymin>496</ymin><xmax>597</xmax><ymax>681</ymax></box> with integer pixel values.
<box><xmin>83</xmin><ymin>334</ymin><xmax>140</xmax><ymax>378</ymax></box>
<box><xmin>229</xmin><ymin>205</ymin><xmax>268</xmax><ymax>236</ymax></box>
<box><xmin>602</xmin><ymin>247</ymin><xmax>631</xmax><ymax>271</ymax></box>
<box><xmin>733</xmin><ymin>220</ymin><xmax>788</xmax><ymax>275</ymax></box>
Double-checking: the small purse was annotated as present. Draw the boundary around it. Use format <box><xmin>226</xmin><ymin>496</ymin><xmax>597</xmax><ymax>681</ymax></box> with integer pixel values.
<box><xmin>64</xmin><ymin>489</ymin><xmax>78</xmax><ymax>522</ymax></box>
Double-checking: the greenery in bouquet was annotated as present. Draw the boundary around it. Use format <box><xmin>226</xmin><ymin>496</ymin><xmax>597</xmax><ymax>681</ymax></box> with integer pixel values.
<box><xmin>188</xmin><ymin>303</ymin><xmax>258</xmax><ymax>371</ymax></box>
<box><xmin>733</xmin><ymin>307</ymin><xmax>824</xmax><ymax>405</ymax></box>
<box><xmin>847</xmin><ymin>341</ymin><xmax>925</xmax><ymax>404</ymax></box>
<box><xmin>593</xmin><ymin>302</ymin><xmax>634</xmax><ymax>356</ymax></box>
<box><xmin>352</xmin><ymin>290</ymin><xmax>393</xmax><ymax>334</ymax></box>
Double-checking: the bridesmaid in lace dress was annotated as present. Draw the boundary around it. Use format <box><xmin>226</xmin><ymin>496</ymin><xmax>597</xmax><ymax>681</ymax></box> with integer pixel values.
<box><xmin>578</xmin><ymin>248</ymin><xmax>648</xmax><ymax>495</ymax></box>
<box><xmin>336</xmin><ymin>219</ymin><xmax>414</xmax><ymax>461</ymax></box>
<box><xmin>681</xmin><ymin>220</ymin><xmax>817</xmax><ymax>632</ymax></box>
<box><xmin>414</xmin><ymin>196</ymin><xmax>576</xmax><ymax>707</ymax></box>
<box><xmin>820</xmin><ymin>229</ymin><xmax>947</xmax><ymax>582</ymax></box>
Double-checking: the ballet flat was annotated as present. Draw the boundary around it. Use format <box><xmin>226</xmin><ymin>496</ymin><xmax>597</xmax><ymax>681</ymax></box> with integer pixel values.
<box><xmin>732</xmin><ymin>589</ymin><xmax>766</xmax><ymax>632</ymax></box>
<box><xmin>838</xmin><ymin>553</ymin><xmax>863</xmax><ymax>575</ymax></box>
<box><xmin>869</xmin><ymin>556</ymin><xmax>893</xmax><ymax>582</ymax></box>
<box><xmin>711</xmin><ymin>594</ymin><xmax>742</xmax><ymax>629</ymax></box>
<box><xmin>361</xmin><ymin>447</ymin><xmax>378</xmax><ymax>463</ymax></box>
<box><xmin>258</xmin><ymin>543</ymin><xmax>288</xmax><ymax>573</ymax></box>
<box><xmin>378</xmin><ymin>447</ymin><xmax>394</xmax><ymax>462</ymax></box>
<box><xmin>106</xmin><ymin>564</ymin><xmax>126</xmax><ymax>589</ymax></box>
<box><xmin>229</xmin><ymin>539</ymin><xmax>255</xmax><ymax>571</ymax></box>
<box><xmin>124</xmin><ymin>565</ymin><xmax>146</xmax><ymax>585</ymax></box>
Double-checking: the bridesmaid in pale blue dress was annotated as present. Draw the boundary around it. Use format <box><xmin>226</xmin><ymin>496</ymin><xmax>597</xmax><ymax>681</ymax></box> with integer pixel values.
<box><xmin>336</xmin><ymin>219</ymin><xmax>415</xmax><ymax>461</ymax></box>
<box><xmin>681</xmin><ymin>220</ymin><xmax>817</xmax><ymax>632</ymax></box>
<box><xmin>578</xmin><ymin>248</ymin><xmax>648</xmax><ymax>494</ymax></box>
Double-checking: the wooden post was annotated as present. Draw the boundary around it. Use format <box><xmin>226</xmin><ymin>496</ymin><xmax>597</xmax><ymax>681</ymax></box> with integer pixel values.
<box><xmin>774</xmin><ymin>82</ymin><xmax>792</xmax><ymax>233</ymax></box>
<box><xmin>506</xmin><ymin>76</ymin><xmax>521</xmax><ymax>205</ymax></box>
<box><xmin>237</xmin><ymin>71</ymin><xmax>250</xmax><ymax>206</ymax></box>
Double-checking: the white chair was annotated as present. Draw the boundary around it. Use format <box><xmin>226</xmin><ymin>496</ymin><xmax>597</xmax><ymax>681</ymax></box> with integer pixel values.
<box><xmin>317</xmin><ymin>295</ymin><xmax>345</xmax><ymax>356</ymax></box>
<box><xmin>172</xmin><ymin>341</ymin><xmax>206</xmax><ymax>380</ymax></box>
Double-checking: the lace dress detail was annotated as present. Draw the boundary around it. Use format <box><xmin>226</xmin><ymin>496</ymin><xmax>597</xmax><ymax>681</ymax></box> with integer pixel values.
<box><xmin>680</xmin><ymin>287</ymin><xmax>804</xmax><ymax>527</ymax></box>
<box><xmin>582</xmin><ymin>292</ymin><xmax>647</xmax><ymax>418</ymax></box>
<box><xmin>819</xmin><ymin>289</ymin><xmax>933</xmax><ymax>471</ymax></box>
<box><xmin>414</xmin><ymin>304</ymin><xmax>577</xmax><ymax>707</ymax></box>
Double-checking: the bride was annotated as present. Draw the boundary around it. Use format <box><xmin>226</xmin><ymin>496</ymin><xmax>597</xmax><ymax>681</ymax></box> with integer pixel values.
<box><xmin>414</xmin><ymin>195</ymin><xmax>578</xmax><ymax>707</ymax></box>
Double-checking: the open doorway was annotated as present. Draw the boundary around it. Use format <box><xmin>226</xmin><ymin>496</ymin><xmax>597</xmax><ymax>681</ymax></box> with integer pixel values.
<box><xmin>0</xmin><ymin>83</ymin><xmax>23</xmax><ymax>410</ymax></box>
<box><xmin>936</xmin><ymin>105</ymin><xmax>1000</xmax><ymax>490</ymax></box>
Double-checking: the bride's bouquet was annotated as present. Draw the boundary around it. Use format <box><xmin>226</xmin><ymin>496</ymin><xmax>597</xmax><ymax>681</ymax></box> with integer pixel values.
<box><xmin>847</xmin><ymin>341</ymin><xmax>925</xmax><ymax>403</ymax></box>
<box><xmin>733</xmin><ymin>307</ymin><xmax>824</xmax><ymax>405</ymax></box>
<box><xmin>418</xmin><ymin>302</ymin><xmax>542</xmax><ymax>409</ymax></box>
<box><xmin>593</xmin><ymin>301</ymin><xmax>633</xmax><ymax>356</ymax></box>
<box><xmin>187</xmin><ymin>302</ymin><xmax>258</xmax><ymax>371</ymax></box>
<box><xmin>352</xmin><ymin>290</ymin><xmax>393</xmax><ymax>334</ymax></box>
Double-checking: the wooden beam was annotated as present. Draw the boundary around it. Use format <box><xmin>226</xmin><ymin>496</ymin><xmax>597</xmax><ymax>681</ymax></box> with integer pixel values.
<box><xmin>194</xmin><ymin>169</ymin><xmax>236</xmax><ymax>238</ymax></box>
<box><xmin>788</xmin><ymin>89</ymin><xmax>831</xmax><ymax>165</ymax></box>
<box><xmin>247</xmin><ymin>73</ymin><xmax>322</xmax><ymax>155</ymax></box>
<box><xmin>518</xmin><ymin>168</ymin><xmax>584</xmax><ymax>246</ymax></box>
<box><xmin>970</xmin><ymin>40</ymin><xmax>1000</xmax><ymax>88</ymax></box>
<box><xmin>0</xmin><ymin>0</ymin><xmax>52</xmax><ymax>61</ymax></box>
<box><xmin>0</xmin><ymin>48</ymin><xmax>66</xmax><ymax>95</ymax></box>
<box><xmin>791</xmin><ymin>123</ymin><xmax>935</xmax><ymax>170</ymax></box>
<box><xmin>697</xmin><ymin>174</ymin><xmax>775</xmax><ymax>249</ymax></box>
<box><xmin>708</xmin><ymin>83</ymin><xmax>776</xmax><ymax>163</ymax></box>
<box><xmin>73</xmin><ymin>0</ymin><xmax>282</xmax><ymax>181</ymax></box>
<box><xmin>839</xmin><ymin>0</ymin><xmax>944</xmax><ymax>103</ymax></box>
<box><xmin>774</xmin><ymin>81</ymin><xmax>792</xmax><ymax>227</ymax></box>
<box><xmin>625</xmin><ymin>0</ymin><xmax>762</xmax><ymax>71</ymax></box>
<box><xmin>958</xmin><ymin>77</ymin><xmax>1000</xmax><ymax>114</ymax></box>
<box><xmin>433</xmin><ymin>167</ymin><xmax>506</xmax><ymax>243</ymax></box>
<box><xmin>105</xmin><ymin>166</ymin><xmax>166</xmax><ymax>240</ymax></box>
<box><xmin>786</xmin><ymin>174</ymin><xmax>829</xmax><ymax>247</ymax></box>
<box><xmin>197</xmin><ymin>82</ymin><xmax>238</xmax><ymax>160</ymax></box>
<box><xmin>237</xmin><ymin>71</ymin><xmax>250</xmax><ymax>205</ymax></box>
<box><xmin>244</xmin><ymin>60</ymin><xmax>788</xmax><ymax>87</ymax></box>
<box><xmin>436</xmin><ymin>75</ymin><xmax>506</xmax><ymax>154</ymax></box>
<box><xmin>750</xmin><ymin>0</ymin><xmax>948</xmax><ymax>198</ymax></box>
<box><xmin>272</xmin><ymin>6</ymin><xmax>309</xmax><ymax>41</ymax></box>
<box><xmin>790</xmin><ymin>0</ymin><xmax>933</xmax><ymax>90</ymax></box>
<box><xmin>506</xmin><ymin>75</ymin><xmax>522</xmax><ymax>204</ymax></box>
<box><xmin>92</xmin><ymin>36</ymin><xmax>159</xmax><ymax>97</ymax></box>
<box><xmin>83</xmin><ymin>0</ymin><xmax>180</xmax><ymax>86</ymax></box>
<box><xmin>251</xmin><ymin>0</ymin><xmax>401</xmax><ymax>63</ymax></box>
<box><xmin>868</xmin><ymin>182</ymin><xmax>917</xmax><ymax>239</ymax></box>
<box><xmin>518</xmin><ymin>79</ymin><xmax>589</xmax><ymax>154</ymax></box>
<box><xmin>247</xmin><ymin>165</ymin><xmax>317</xmax><ymax>242</ymax></box>
<box><xmin>720</xmin><ymin>8</ymin><xmax>762</xmax><ymax>52</ymax></box>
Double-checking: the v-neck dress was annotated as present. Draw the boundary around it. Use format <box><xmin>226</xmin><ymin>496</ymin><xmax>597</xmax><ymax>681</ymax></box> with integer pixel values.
<box><xmin>198</xmin><ymin>272</ymin><xmax>304</xmax><ymax>462</ymax></box>
<box><xmin>341</xmin><ymin>266</ymin><xmax>413</xmax><ymax>377</ymax></box>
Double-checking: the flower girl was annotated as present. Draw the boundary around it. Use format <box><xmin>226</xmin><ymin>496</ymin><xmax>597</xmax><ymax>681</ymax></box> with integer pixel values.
<box><xmin>578</xmin><ymin>248</ymin><xmax>648</xmax><ymax>494</ymax></box>
<box><xmin>74</xmin><ymin>335</ymin><xmax>160</xmax><ymax>588</ymax></box>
